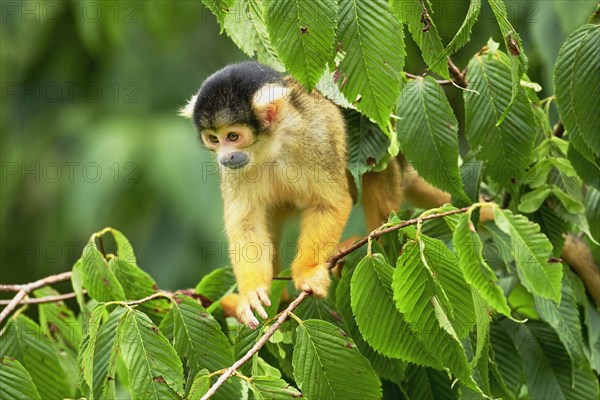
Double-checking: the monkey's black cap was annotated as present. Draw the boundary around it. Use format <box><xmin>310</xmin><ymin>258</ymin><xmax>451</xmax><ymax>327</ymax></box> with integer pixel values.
<box><xmin>192</xmin><ymin>62</ymin><xmax>284</xmax><ymax>132</ymax></box>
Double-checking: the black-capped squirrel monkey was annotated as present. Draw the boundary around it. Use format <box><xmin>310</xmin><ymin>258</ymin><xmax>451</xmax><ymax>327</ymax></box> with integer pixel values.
<box><xmin>181</xmin><ymin>62</ymin><xmax>409</xmax><ymax>328</ymax></box>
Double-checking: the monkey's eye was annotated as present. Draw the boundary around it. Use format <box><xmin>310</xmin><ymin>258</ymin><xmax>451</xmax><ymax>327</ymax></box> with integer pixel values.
<box><xmin>208</xmin><ymin>134</ymin><xmax>219</xmax><ymax>143</ymax></box>
<box><xmin>227</xmin><ymin>132</ymin><xmax>239</xmax><ymax>142</ymax></box>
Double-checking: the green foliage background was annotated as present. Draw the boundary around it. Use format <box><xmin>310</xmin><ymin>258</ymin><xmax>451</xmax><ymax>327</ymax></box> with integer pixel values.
<box><xmin>2</xmin><ymin>0</ymin><xmax>595</xmax><ymax>289</ymax></box>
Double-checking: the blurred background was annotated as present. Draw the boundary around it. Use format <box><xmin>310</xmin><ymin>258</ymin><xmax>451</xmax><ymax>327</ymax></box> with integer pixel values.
<box><xmin>1</xmin><ymin>0</ymin><xmax>596</xmax><ymax>291</ymax></box>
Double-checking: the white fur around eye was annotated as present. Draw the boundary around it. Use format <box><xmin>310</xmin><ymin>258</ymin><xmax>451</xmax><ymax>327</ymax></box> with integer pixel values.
<box><xmin>178</xmin><ymin>94</ymin><xmax>198</xmax><ymax>119</ymax></box>
<box><xmin>252</xmin><ymin>84</ymin><xmax>288</xmax><ymax>107</ymax></box>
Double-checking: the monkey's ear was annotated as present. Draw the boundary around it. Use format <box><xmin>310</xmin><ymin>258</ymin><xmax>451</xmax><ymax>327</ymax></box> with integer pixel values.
<box><xmin>178</xmin><ymin>94</ymin><xmax>198</xmax><ymax>119</ymax></box>
<box><xmin>252</xmin><ymin>85</ymin><xmax>288</xmax><ymax>127</ymax></box>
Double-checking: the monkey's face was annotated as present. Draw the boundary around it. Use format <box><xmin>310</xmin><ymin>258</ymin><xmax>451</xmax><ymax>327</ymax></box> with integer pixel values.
<box><xmin>200</xmin><ymin>124</ymin><xmax>256</xmax><ymax>170</ymax></box>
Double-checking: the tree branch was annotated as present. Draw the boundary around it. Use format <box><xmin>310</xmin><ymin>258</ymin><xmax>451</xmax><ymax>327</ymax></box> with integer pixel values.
<box><xmin>202</xmin><ymin>206</ymin><xmax>470</xmax><ymax>398</ymax></box>
<box><xmin>448</xmin><ymin>58</ymin><xmax>468</xmax><ymax>88</ymax></box>
<box><xmin>327</xmin><ymin>206</ymin><xmax>470</xmax><ymax>269</ymax></box>
<box><xmin>405</xmin><ymin>58</ymin><xmax>468</xmax><ymax>88</ymax></box>
<box><xmin>0</xmin><ymin>271</ymin><xmax>72</xmax><ymax>323</ymax></box>
<box><xmin>405</xmin><ymin>72</ymin><xmax>453</xmax><ymax>86</ymax></box>
<box><xmin>201</xmin><ymin>291</ymin><xmax>310</xmax><ymax>400</ymax></box>
<box><xmin>0</xmin><ymin>291</ymin><xmax>83</xmax><ymax>306</ymax></box>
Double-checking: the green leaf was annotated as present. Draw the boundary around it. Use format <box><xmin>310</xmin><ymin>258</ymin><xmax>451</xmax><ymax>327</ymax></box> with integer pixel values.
<box><xmin>457</xmin><ymin>160</ymin><xmax>483</xmax><ymax>205</ymax></box>
<box><xmin>188</xmin><ymin>369</ymin><xmax>210</xmax><ymax>400</ymax></box>
<box><xmin>567</xmin><ymin>144</ymin><xmax>600</xmax><ymax>190</ymax></box>
<box><xmin>34</xmin><ymin>286</ymin><xmax>81</xmax><ymax>392</ymax></box>
<box><xmin>233</xmin><ymin>325</ymin><xmax>262</xmax><ymax>377</ymax></box>
<box><xmin>336</xmin><ymin>0</ymin><xmax>405</xmax><ymax>129</ymax></box>
<box><xmin>80</xmin><ymin>241</ymin><xmax>126</xmax><ymax>302</ymax></box>
<box><xmin>584</xmin><ymin>299</ymin><xmax>600</xmax><ymax>374</ymax></box>
<box><xmin>0</xmin><ymin>356</ymin><xmax>42</xmax><ymax>400</ymax></box>
<box><xmin>265</xmin><ymin>0</ymin><xmax>337</xmax><ymax>89</ymax></box>
<box><xmin>503</xmin><ymin>320</ymin><xmax>599</xmax><ymax>400</ymax></box>
<box><xmin>344</xmin><ymin>108</ymin><xmax>390</xmax><ymax>198</ymax></box>
<box><xmin>201</xmin><ymin>0</ymin><xmax>234</xmax><ymax>27</ymax></box>
<box><xmin>405</xmin><ymin>365</ymin><xmax>458</xmax><ymax>400</ymax></box>
<box><xmin>555</xmin><ymin>24</ymin><xmax>600</xmax><ymax>157</ymax></box>
<box><xmin>110</xmin><ymin>259</ymin><xmax>171</xmax><ymax>322</ymax></box>
<box><xmin>393</xmin><ymin>241</ymin><xmax>474</xmax><ymax>387</ymax></box>
<box><xmin>397</xmin><ymin>77</ymin><xmax>468</xmax><ymax>201</ymax></box>
<box><xmin>118</xmin><ymin>309</ymin><xmax>184</xmax><ymax>400</ymax></box>
<box><xmin>489</xmin><ymin>322</ymin><xmax>522</xmax><ymax>399</ymax></box>
<box><xmin>518</xmin><ymin>186</ymin><xmax>552</xmax><ymax>213</ymax></box>
<box><xmin>429</xmin><ymin>0</ymin><xmax>482</xmax><ymax>70</ymax></box>
<box><xmin>78</xmin><ymin>305</ymin><xmax>106</xmax><ymax>395</ymax></box>
<box><xmin>390</xmin><ymin>0</ymin><xmax>450</xmax><ymax>79</ymax></box>
<box><xmin>464</xmin><ymin>40</ymin><xmax>536</xmax><ymax>185</ymax></box>
<box><xmin>92</xmin><ymin>307</ymin><xmax>126</xmax><ymax>399</ymax></box>
<box><xmin>453</xmin><ymin>213</ymin><xmax>511</xmax><ymax>317</ymax></box>
<box><xmin>470</xmin><ymin>291</ymin><xmax>491</xmax><ymax>369</ymax></box>
<box><xmin>71</xmin><ymin>259</ymin><xmax>89</xmax><ymax>320</ymax></box>
<box><xmin>551</xmin><ymin>186</ymin><xmax>585</xmax><ymax>214</ymax></box>
<box><xmin>222</xmin><ymin>0</ymin><xmax>284</xmax><ymax>70</ymax></box>
<box><xmin>586</xmin><ymin>187</ymin><xmax>600</xmax><ymax>242</ymax></box>
<box><xmin>249</xmin><ymin>376</ymin><xmax>302</xmax><ymax>399</ymax></box>
<box><xmin>350</xmin><ymin>253</ymin><xmax>435</xmax><ymax>365</ymax></box>
<box><xmin>401</xmin><ymin>226</ymin><xmax>477</xmax><ymax>337</ymax></box>
<box><xmin>335</xmin><ymin>247</ymin><xmax>407</xmax><ymax>385</ymax></box>
<box><xmin>493</xmin><ymin>208</ymin><xmax>562</xmax><ymax>301</ymax></box>
<box><xmin>548</xmin><ymin>157</ymin><xmax>578</xmax><ymax>178</ymax></box>
<box><xmin>295</xmin><ymin>296</ymin><xmax>344</xmax><ymax>329</ymax></box>
<box><xmin>534</xmin><ymin>274</ymin><xmax>586</xmax><ymax>367</ymax></box>
<box><xmin>487</xmin><ymin>0</ymin><xmax>528</xmax><ymax>123</ymax></box>
<box><xmin>194</xmin><ymin>266</ymin><xmax>236</xmax><ymax>302</ymax></box>
<box><xmin>522</xmin><ymin>159</ymin><xmax>553</xmax><ymax>189</ymax></box>
<box><xmin>0</xmin><ymin>315</ymin><xmax>73</xmax><ymax>399</ymax></box>
<box><xmin>35</xmin><ymin>286</ymin><xmax>82</xmax><ymax>350</ymax></box>
<box><xmin>111</xmin><ymin>228</ymin><xmax>138</xmax><ymax>264</ymax></box>
<box><xmin>78</xmin><ymin>306</ymin><xmax>126</xmax><ymax>399</ymax></box>
<box><xmin>163</xmin><ymin>295</ymin><xmax>240</xmax><ymax>399</ymax></box>
<box><xmin>292</xmin><ymin>319</ymin><xmax>381</xmax><ymax>399</ymax></box>
<box><xmin>532</xmin><ymin>205</ymin><xmax>568</xmax><ymax>257</ymax></box>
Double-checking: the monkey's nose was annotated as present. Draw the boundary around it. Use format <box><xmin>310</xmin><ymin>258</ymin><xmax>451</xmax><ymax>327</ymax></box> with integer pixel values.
<box><xmin>220</xmin><ymin>151</ymin><xmax>249</xmax><ymax>169</ymax></box>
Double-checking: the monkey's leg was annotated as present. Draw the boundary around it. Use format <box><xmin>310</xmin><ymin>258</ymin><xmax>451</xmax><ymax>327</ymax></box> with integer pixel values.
<box><xmin>222</xmin><ymin>204</ymin><xmax>274</xmax><ymax>329</ymax></box>
<box><xmin>292</xmin><ymin>195</ymin><xmax>352</xmax><ymax>297</ymax></box>
<box><xmin>362</xmin><ymin>158</ymin><xmax>403</xmax><ymax>232</ymax></box>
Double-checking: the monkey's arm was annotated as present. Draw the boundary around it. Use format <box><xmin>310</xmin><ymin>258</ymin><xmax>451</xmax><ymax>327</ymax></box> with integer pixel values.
<box><xmin>292</xmin><ymin>195</ymin><xmax>353</xmax><ymax>296</ymax></box>
<box><xmin>223</xmin><ymin>199</ymin><xmax>273</xmax><ymax>328</ymax></box>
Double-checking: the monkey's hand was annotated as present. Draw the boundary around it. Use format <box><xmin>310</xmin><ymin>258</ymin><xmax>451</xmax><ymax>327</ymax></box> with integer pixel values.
<box><xmin>292</xmin><ymin>263</ymin><xmax>330</xmax><ymax>297</ymax></box>
<box><xmin>237</xmin><ymin>288</ymin><xmax>271</xmax><ymax>329</ymax></box>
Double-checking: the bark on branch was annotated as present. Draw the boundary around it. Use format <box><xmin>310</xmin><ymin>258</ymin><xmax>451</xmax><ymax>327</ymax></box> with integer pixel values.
<box><xmin>0</xmin><ymin>271</ymin><xmax>73</xmax><ymax>324</ymax></box>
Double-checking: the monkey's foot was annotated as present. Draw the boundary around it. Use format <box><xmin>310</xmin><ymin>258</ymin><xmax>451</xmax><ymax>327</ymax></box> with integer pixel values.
<box><xmin>293</xmin><ymin>263</ymin><xmax>330</xmax><ymax>298</ymax></box>
<box><xmin>236</xmin><ymin>288</ymin><xmax>271</xmax><ymax>329</ymax></box>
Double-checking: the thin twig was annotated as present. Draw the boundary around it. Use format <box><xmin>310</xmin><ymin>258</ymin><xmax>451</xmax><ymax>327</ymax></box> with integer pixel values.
<box><xmin>0</xmin><ymin>271</ymin><xmax>73</xmax><ymax>323</ymax></box>
<box><xmin>448</xmin><ymin>58</ymin><xmax>468</xmax><ymax>88</ymax></box>
<box><xmin>0</xmin><ymin>291</ymin><xmax>84</xmax><ymax>306</ymax></box>
<box><xmin>201</xmin><ymin>291</ymin><xmax>309</xmax><ymax>400</ymax></box>
<box><xmin>123</xmin><ymin>292</ymin><xmax>169</xmax><ymax>307</ymax></box>
<box><xmin>0</xmin><ymin>284</ymin><xmax>23</xmax><ymax>292</ymax></box>
<box><xmin>327</xmin><ymin>206</ymin><xmax>470</xmax><ymax>269</ymax></box>
<box><xmin>405</xmin><ymin>72</ymin><xmax>453</xmax><ymax>86</ymax></box>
